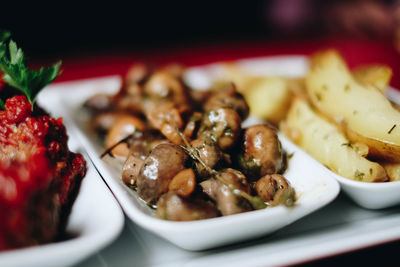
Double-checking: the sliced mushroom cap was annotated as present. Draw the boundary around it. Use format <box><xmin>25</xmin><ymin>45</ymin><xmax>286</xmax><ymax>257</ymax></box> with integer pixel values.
<box><xmin>239</xmin><ymin>124</ymin><xmax>284</xmax><ymax>182</ymax></box>
<box><xmin>145</xmin><ymin>101</ymin><xmax>185</xmax><ymax>145</ymax></box>
<box><xmin>204</xmin><ymin>83</ymin><xmax>249</xmax><ymax>120</ymax></box>
<box><xmin>105</xmin><ymin>115</ymin><xmax>146</xmax><ymax>157</ymax></box>
<box><xmin>199</xmin><ymin>108</ymin><xmax>242</xmax><ymax>151</ymax></box>
<box><xmin>115</xmin><ymin>83</ymin><xmax>143</xmax><ymax>114</ymax></box>
<box><xmin>255</xmin><ymin>174</ymin><xmax>295</xmax><ymax>207</ymax></box>
<box><xmin>190</xmin><ymin>138</ymin><xmax>223</xmax><ymax>178</ymax></box>
<box><xmin>156</xmin><ymin>192</ymin><xmax>219</xmax><ymax>221</ymax></box>
<box><xmin>199</xmin><ymin>178</ymin><xmax>219</xmax><ymax>201</ymax></box>
<box><xmin>144</xmin><ymin>71</ymin><xmax>189</xmax><ymax>107</ymax></box>
<box><xmin>200</xmin><ymin>168</ymin><xmax>252</xmax><ymax>216</ymax></box>
<box><xmin>122</xmin><ymin>155</ymin><xmax>144</xmax><ymax>187</ymax></box>
<box><xmin>125</xmin><ymin>63</ymin><xmax>152</xmax><ymax>85</ymax></box>
<box><xmin>137</xmin><ymin>143</ymin><xmax>188</xmax><ymax>204</ymax></box>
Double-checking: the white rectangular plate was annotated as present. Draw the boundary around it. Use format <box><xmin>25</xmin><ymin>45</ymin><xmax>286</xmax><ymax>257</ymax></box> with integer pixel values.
<box><xmin>49</xmin><ymin>72</ymin><xmax>340</xmax><ymax>250</ymax></box>
<box><xmin>0</xmin><ymin>93</ymin><xmax>125</xmax><ymax>267</ymax></box>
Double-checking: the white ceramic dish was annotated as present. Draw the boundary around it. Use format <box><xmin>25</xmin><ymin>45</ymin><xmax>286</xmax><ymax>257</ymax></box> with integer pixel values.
<box><xmin>328</xmin><ymin>86</ymin><xmax>400</xmax><ymax>209</ymax></box>
<box><xmin>186</xmin><ymin>56</ymin><xmax>400</xmax><ymax>209</ymax></box>
<box><xmin>49</xmin><ymin>74</ymin><xmax>340</xmax><ymax>251</ymax></box>
<box><xmin>187</xmin><ymin>57</ymin><xmax>400</xmax><ymax>210</ymax></box>
<box><xmin>0</xmin><ymin>93</ymin><xmax>125</xmax><ymax>267</ymax></box>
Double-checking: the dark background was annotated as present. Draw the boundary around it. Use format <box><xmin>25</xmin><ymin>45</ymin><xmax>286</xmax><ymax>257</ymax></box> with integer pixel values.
<box><xmin>4</xmin><ymin>1</ymin><xmax>397</xmax><ymax>60</ymax></box>
<box><xmin>1</xmin><ymin>2</ymin><xmax>268</xmax><ymax>59</ymax></box>
<box><xmin>7</xmin><ymin>0</ymin><xmax>396</xmax><ymax>57</ymax></box>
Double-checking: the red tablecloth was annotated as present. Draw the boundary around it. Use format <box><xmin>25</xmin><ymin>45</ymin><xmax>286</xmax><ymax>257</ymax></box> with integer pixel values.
<box><xmin>54</xmin><ymin>38</ymin><xmax>400</xmax><ymax>88</ymax></box>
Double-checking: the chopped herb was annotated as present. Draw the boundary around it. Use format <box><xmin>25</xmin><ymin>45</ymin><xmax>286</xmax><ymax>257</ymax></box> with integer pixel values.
<box><xmin>341</xmin><ymin>142</ymin><xmax>353</xmax><ymax>148</ymax></box>
<box><xmin>388</xmin><ymin>124</ymin><xmax>396</xmax><ymax>134</ymax></box>
<box><xmin>238</xmin><ymin>154</ymin><xmax>261</xmax><ymax>182</ymax></box>
<box><xmin>287</xmin><ymin>152</ymin><xmax>295</xmax><ymax>159</ymax></box>
<box><xmin>223</xmin><ymin>125</ymin><xmax>233</xmax><ymax>136</ymax></box>
<box><xmin>353</xmin><ymin>110</ymin><xmax>358</xmax><ymax>115</ymax></box>
<box><xmin>323</xmin><ymin>134</ymin><xmax>329</xmax><ymax>140</ymax></box>
<box><xmin>322</xmin><ymin>84</ymin><xmax>328</xmax><ymax>91</ymax></box>
<box><xmin>354</xmin><ymin>170</ymin><xmax>365</xmax><ymax>180</ymax></box>
<box><xmin>344</xmin><ymin>84</ymin><xmax>350</xmax><ymax>92</ymax></box>
<box><xmin>315</xmin><ymin>92</ymin><xmax>322</xmax><ymax>101</ymax></box>
<box><xmin>189</xmin><ymin>114</ymin><xmax>202</xmax><ymax>122</ymax></box>
<box><xmin>204</xmin><ymin>138</ymin><xmax>215</xmax><ymax>146</ymax></box>
<box><xmin>195</xmin><ymin>144</ymin><xmax>205</xmax><ymax>150</ymax></box>
<box><xmin>0</xmin><ymin>98</ymin><xmax>4</xmax><ymax>110</ymax></box>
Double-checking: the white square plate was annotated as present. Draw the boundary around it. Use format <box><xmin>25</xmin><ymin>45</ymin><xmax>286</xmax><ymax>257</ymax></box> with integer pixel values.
<box><xmin>49</xmin><ymin>71</ymin><xmax>340</xmax><ymax>250</ymax></box>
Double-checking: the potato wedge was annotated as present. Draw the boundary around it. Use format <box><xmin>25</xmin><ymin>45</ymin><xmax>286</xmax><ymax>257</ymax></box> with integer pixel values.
<box><xmin>286</xmin><ymin>78</ymin><xmax>308</xmax><ymax>100</ymax></box>
<box><xmin>280</xmin><ymin>98</ymin><xmax>387</xmax><ymax>182</ymax></box>
<box><xmin>381</xmin><ymin>162</ymin><xmax>400</xmax><ymax>181</ymax></box>
<box><xmin>244</xmin><ymin>77</ymin><xmax>292</xmax><ymax>125</ymax></box>
<box><xmin>353</xmin><ymin>65</ymin><xmax>392</xmax><ymax>94</ymax></box>
<box><xmin>306</xmin><ymin>50</ymin><xmax>400</xmax><ymax>162</ymax></box>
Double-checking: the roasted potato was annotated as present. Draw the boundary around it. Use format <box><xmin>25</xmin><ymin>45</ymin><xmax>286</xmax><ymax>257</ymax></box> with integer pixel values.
<box><xmin>217</xmin><ymin>65</ymin><xmax>298</xmax><ymax>125</ymax></box>
<box><xmin>244</xmin><ymin>77</ymin><xmax>292</xmax><ymax>125</ymax></box>
<box><xmin>306</xmin><ymin>50</ymin><xmax>400</xmax><ymax>162</ymax></box>
<box><xmin>381</xmin><ymin>162</ymin><xmax>400</xmax><ymax>181</ymax></box>
<box><xmin>353</xmin><ymin>65</ymin><xmax>392</xmax><ymax>94</ymax></box>
<box><xmin>280</xmin><ymin>98</ymin><xmax>387</xmax><ymax>182</ymax></box>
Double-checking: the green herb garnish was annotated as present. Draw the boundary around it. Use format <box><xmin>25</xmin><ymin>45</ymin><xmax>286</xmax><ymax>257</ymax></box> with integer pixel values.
<box><xmin>354</xmin><ymin>170</ymin><xmax>365</xmax><ymax>180</ymax></box>
<box><xmin>388</xmin><ymin>124</ymin><xmax>396</xmax><ymax>134</ymax></box>
<box><xmin>0</xmin><ymin>30</ymin><xmax>62</xmax><ymax>108</ymax></box>
<box><xmin>341</xmin><ymin>142</ymin><xmax>353</xmax><ymax>148</ymax></box>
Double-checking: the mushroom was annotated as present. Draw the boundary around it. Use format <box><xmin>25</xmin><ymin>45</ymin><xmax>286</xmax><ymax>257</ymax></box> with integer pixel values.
<box><xmin>239</xmin><ymin>124</ymin><xmax>285</xmax><ymax>182</ymax></box>
<box><xmin>156</xmin><ymin>192</ymin><xmax>219</xmax><ymax>221</ymax></box>
<box><xmin>200</xmin><ymin>168</ymin><xmax>252</xmax><ymax>216</ymax></box>
<box><xmin>136</xmin><ymin>143</ymin><xmax>188</xmax><ymax>204</ymax></box>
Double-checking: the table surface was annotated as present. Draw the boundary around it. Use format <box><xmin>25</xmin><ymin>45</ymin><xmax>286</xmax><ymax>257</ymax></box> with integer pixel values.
<box><xmin>46</xmin><ymin>38</ymin><xmax>400</xmax><ymax>266</ymax></box>
<box><xmin>75</xmin><ymin>193</ymin><xmax>400</xmax><ymax>267</ymax></box>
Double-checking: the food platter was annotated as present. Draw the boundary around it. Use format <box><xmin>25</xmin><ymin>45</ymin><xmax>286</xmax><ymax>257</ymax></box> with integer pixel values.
<box><xmin>46</xmin><ymin>68</ymin><xmax>339</xmax><ymax>250</ymax></box>
<box><xmin>0</xmin><ymin>91</ymin><xmax>125</xmax><ymax>267</ymax></box>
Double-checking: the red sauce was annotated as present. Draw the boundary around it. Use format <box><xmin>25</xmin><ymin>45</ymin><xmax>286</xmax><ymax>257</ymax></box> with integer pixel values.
<box><xmin>0</xmin><ymin>95</ymin><xmax>86</xmax><ymax>250</ymax></box>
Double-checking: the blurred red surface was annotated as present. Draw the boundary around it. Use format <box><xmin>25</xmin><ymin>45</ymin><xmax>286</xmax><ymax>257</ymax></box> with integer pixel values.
<box><xmin>52</xmin><ymin>38</ymin><xmax>400</xmax><ymax>89</ymax></box>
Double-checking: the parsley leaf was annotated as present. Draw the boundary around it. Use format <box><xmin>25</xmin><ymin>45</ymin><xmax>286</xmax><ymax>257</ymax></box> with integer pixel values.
<box><xmin>0</xmin><ymin>98</ymin><xmax>4</xmax><ymax>109</ymax></box>
<box><xmin>0</xmin><ymin>31</ymin><xmax>10</xmax><ymax>42</ymax></box>
<box><xmin>0</xmin><ymin>31</ymin><xmax>62</xmax><ymax>107</ymax></box>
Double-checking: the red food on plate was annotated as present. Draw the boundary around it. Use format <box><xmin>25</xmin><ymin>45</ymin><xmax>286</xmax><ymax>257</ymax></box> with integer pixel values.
<box><xmin>0</xmin><ymin>95</ymin><xmax>86</xmax><ymax>250</ymax></box>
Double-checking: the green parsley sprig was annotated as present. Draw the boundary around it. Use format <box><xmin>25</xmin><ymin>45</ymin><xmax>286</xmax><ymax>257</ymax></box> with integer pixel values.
<box><xmin>0</xmin><ymin>31</ymin><xmax>62</xmax><ymax>109</ymax></box>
